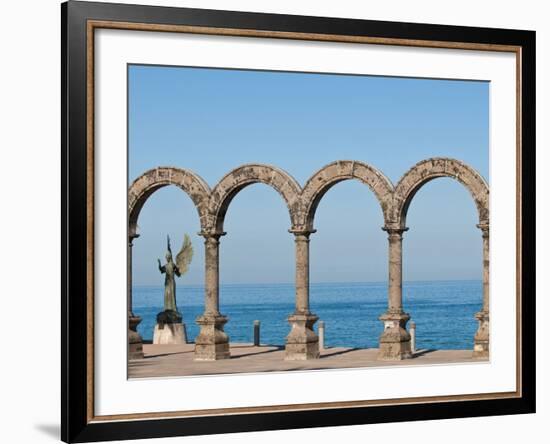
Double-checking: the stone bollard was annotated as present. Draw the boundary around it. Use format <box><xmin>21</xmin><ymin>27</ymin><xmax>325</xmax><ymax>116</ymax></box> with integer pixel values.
<box><xmin>318</xmin><ymin>321</ymin><xmax>325</xmax><ymax>351</ymax></box>
<box><xmin>253</xmin><ymin>320</ymin><xmax>260</xmax><ymax>346</ymax></box>
<box><xmin>409</xmin><ymin>321</ymin><xmax>416</xmax><ymax>354</ymax></box>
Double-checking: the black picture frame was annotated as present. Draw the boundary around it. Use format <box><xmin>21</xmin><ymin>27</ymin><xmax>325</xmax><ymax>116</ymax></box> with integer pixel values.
<box><xmin>62</xmin><ymin>1</ymin><xmax>536</xmax><ymax>442</ymax></box>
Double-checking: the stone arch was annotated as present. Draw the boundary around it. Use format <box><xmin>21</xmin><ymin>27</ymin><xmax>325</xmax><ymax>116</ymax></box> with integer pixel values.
<box><xmin>300</xmin><ymin>160</ymin><xmax>395</xmax><ymax>230</ymax></box>
<box><xmin>209</xmin><ymin>164</ymin><xmax>302</xmax><ymax>232</ymax></box>
<box><xmin>392</xmin><ymin>158</ymin><xmax>489</xmax><ymax>228</ymax></box>
<box><xmin>128</xmin><ymin>167</ymin><xmax>212</xmax><ymax>236</ymax></box>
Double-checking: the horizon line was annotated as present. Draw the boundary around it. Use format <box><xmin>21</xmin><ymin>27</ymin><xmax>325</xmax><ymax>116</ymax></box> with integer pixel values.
<box><xmin>133</xmin><ymin>278</ymin><xmax>482</xmax><ymax>287</ymax></box>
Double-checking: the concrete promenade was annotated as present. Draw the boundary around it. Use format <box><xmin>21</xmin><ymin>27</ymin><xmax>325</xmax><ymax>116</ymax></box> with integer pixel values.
<box><xmin>128</xmin><ymin>343</ymin><xmax>484</xmax><ymax>378</ymax></box>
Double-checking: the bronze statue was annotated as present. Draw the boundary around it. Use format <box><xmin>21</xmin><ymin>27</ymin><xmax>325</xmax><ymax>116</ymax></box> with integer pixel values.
<box><xmin>157</xmin><ymin>234</ymin><xmax>193</xmax><ymax>325</ymax></box>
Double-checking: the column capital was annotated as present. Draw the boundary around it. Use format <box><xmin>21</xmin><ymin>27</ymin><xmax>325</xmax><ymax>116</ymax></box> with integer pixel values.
<box><xmin>288</xmin><ymin>228</ymin><xmax>317</xmax><ymax>239</ymax></box>
<box><xmin>198</xmin><ymin>230</ymin><xmax>226</xmax><ymax>241</ymax></box>
<box><xmin>382</xmin><ymin>226</ymin><xmax>409</xmax><ymax>237</ymax></box>
<box><xmin>128</xmin><ymin>233</ymin><xmax>140</xmax><ymax>246</ymax></box>
<box><xmin>477</xmin><ymin>223</ymin><xmax>489</xmax><ymax>238</ymax></box>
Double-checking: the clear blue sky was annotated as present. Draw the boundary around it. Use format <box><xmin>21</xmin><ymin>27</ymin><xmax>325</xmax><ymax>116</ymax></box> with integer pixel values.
<box><xmin>129</xmin><ymin>65</ymin><xmax>489</xmax><ymax>286</ymax></box>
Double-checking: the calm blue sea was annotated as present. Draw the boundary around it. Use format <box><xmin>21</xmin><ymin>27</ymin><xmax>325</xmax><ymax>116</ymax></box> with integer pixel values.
<box><xmin>133</xmin><ymin>280</ymin><xmax>481</xmax><ymax>350</ymax></box>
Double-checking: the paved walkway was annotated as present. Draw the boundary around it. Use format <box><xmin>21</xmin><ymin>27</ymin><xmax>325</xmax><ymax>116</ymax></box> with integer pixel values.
<box><xmin>128</xmin><ymin>343</ymin><xmax>483</xmax><ymax>378</ymax></box>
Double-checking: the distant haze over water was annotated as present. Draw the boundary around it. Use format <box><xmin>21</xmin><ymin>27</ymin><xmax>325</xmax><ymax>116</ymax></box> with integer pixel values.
<box><xmin>133</xmin><ymin>280</ymin><xmax>481</xmax><ymax>350</ymax></box>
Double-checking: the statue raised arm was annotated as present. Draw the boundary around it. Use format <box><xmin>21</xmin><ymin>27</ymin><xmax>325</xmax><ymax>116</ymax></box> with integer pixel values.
<box><xmin>157</xmin><ymin>258</ymin><xmax>165</xmax><ymax>273</ymax></box>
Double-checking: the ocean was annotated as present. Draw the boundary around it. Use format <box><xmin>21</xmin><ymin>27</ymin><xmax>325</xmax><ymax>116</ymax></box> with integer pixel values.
<box><xmin>133</xmin><ymin>280</ymin><xmax>481</xmax><ymax>350</ymax></box>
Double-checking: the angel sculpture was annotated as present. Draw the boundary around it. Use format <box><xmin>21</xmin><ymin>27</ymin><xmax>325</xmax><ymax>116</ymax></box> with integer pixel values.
<box><xmin>157</xmin><ymin>234</ymin><xmax>193</xmax><ymax>323</ymax></box>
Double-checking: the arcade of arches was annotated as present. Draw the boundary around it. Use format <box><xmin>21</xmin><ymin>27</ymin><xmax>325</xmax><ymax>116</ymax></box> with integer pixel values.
<box><xmin>128</xmin><ymin>158</ymin><xmax>490</xmax><ymax>362</ymax></box>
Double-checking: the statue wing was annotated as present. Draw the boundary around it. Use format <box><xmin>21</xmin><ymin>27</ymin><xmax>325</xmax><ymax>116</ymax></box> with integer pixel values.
<box><xmin>175</xmin><ymin>233</ymin><xmax>193</xmax><ymax>276</ymax></box>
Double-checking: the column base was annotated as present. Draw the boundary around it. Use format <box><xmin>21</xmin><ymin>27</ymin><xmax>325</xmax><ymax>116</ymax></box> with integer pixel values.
<box><xmin>378</xmin><ymin>311</ymin><xmax>412</xmax><ymax>361</ymax></box>
<box><xmin>285</xmin><ymin>313</ymin><xmax>319</xmax><ymax>360</ymax></box>
<box><xmin>473</xmin><ymin>310</ymin><xmax>490</xmax><ymax>359</ymax></box>
<box><xmin>194</xmin><ymin>314</ymin><xmax>230</xmax><ymax>361</ymax></box>
<box><xmin>128</xmin><ymin>315</ymin><xmax>144</xmax><ymax>360</ymax></box>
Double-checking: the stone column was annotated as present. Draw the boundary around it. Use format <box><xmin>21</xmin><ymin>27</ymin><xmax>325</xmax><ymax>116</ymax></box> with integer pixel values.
<box><xmin>378</xmin><ymin>226</ymin><xmax>412</xmax><ymax>360</ymax></box>
<box><xmin>285</xmin><ymin>229</ymin><xmax>319</xmax><ymax>360</ymax></box>
<box><xmin>194</xmin><ymin>231</ymin><xmax>230</xmax><ymax>360</ymax></box>
<box><xmin>473</xmin><ymin>223</ymin><xmax>490</xmax><ymax>358</ymax></box>
<box><xmin>128</xmin><ymin>233</ymin><xmax>144</xmax><ymax>360</ymax></box>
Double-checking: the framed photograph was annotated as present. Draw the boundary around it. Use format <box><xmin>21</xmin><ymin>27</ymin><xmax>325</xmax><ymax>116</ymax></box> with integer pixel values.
<box><xmin>62</xmin><ymin>1</ymin><xmax>535</xmax><ymax>442</ymax></box>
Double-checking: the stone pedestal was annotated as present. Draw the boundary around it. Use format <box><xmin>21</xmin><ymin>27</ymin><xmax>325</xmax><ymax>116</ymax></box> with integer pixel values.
<box><xmin>153</xmin><ymin>322</ymin><xmax>187</xmax><ymax>345</ymax></box>
<box><xmin>153</xmin><ymin>310</ymin><xmax>187</xmax><ymax>345</ymax></box>
<box><xmin>473</xmin><ymin>310</ymin><xmax>489</xmax><ymax>359</ymax></box>
<box><xmin>128</xmin><ymin>315</ymin><xmax>144</xmax><ymax>360</ymax></box>
<box><xmin>194</xmin><ymin>314</ymin><xmax>230</xmax><ymax>360</ymax></box>
<box><xmin>285</xmin><ymin>313</ymin><xmax>319</xmax><ymax>360</ymax></box>
<box><xmin>378</xmin><ymin>312</ymin><xmax>412</xmax><ymax>360</ymax></box>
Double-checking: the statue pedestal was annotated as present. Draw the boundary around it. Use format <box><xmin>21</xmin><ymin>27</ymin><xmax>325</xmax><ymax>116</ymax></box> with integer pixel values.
<box><xmin>153</xmin><ymin>322</ymin><xmax>188</xmax><ymax>345</ymax></box>
<box><xmin>153</xmin><ymin>310</ymin><xmax>187</xmax><ymax>345</ymax></box>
